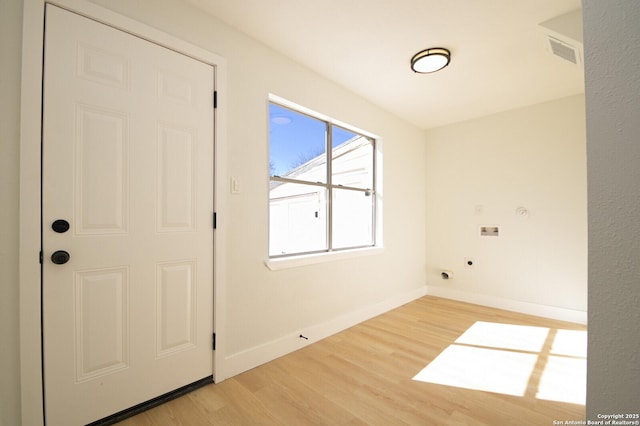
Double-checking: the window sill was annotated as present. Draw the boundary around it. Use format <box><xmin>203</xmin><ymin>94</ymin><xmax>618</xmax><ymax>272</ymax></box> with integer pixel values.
<box><xmin>264</xmin><ymin>246</ymin><xmax>384</xmax><ymax>271</ymax></box>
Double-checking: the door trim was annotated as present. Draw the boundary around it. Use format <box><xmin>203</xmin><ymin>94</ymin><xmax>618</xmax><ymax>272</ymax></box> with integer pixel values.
<box><xmin>19</xmin><ymin>1</ymin><xmax>228</xmax><ymax>424</ymax></box>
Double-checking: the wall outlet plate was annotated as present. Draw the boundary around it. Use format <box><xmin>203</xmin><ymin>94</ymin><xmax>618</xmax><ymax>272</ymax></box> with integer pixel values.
<box><xmin>480</xmin><ymin>226</ymin><xmax>499</xmax><ymax>237</ymax></box>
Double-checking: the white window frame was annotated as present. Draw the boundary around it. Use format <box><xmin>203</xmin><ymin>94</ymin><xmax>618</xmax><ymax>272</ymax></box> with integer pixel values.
<box><xmin>266</xmin><ymin>96</ymin><xmax>383</xmax><ymax>269</ymax></box>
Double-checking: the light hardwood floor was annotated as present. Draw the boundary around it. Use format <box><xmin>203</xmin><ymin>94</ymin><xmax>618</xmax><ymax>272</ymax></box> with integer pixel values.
<box><xmin>117</xmin><ymin>296</ymin><xmax>587</xmax><ymax>425</ymax></box>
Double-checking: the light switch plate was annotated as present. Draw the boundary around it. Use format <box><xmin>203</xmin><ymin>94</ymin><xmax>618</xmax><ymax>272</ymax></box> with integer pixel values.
<box><xmin>230</xmin><ymin>176</ymin><xmax>241</xmax><ymax>194</ymax></box>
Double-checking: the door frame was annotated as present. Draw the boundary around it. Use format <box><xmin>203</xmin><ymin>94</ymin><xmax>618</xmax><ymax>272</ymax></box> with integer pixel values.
<box><xmin>19</xmin><ymin>1</ymin><xmax>228</xmax><ymax>424</ymax></box>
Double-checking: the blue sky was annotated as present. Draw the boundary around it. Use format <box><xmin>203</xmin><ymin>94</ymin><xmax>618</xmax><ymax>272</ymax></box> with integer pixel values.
<box><xmin>269</xmin><ymin>103</ymin><xmax>355</xmax><ymax>177</ymax></box>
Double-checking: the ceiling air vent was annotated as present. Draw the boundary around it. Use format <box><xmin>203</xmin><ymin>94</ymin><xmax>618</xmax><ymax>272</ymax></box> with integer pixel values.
<box><xmin>547</xmin><ymin>36</ymin><xmax>581</xmax><ymax>65</ymax></box>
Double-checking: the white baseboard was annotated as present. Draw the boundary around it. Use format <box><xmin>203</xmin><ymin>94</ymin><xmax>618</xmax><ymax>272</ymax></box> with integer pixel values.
<box><xmin>218</xmin><ymin>286</ymin><xmax>428</xmax><ymax>381</ymax></box>
<box><xmin>426</xmin><ymin>286</ymin><xmax>587</xmax><ymax>325</ymax></box>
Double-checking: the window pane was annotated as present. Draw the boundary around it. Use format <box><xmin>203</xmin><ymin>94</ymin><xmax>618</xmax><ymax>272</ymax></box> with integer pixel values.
<box><xmin>332</xmin><ymin>188</ymin><xmax>374</xmax><ymax>249</ymax></box>
<box><xmin>270</xmin><ymin>103</ymin><xmax>327</xmax><ymax>183</ymax></box>
<box><xmin>332</xmin><ymin>126</ymin><xmax>373</xmax><ymax>189</ymax></box>
<box><xmin>269</xmin><ymin>181</ymin><xmax>327</xmax><ymax>256</ymax></box>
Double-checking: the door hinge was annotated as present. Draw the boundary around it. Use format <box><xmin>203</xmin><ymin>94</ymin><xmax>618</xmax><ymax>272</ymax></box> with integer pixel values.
<box><xmin>212</xmin><ymin>332</ymin><xmax>216</xmax><ymax>351</ymax></box>
<box><xmin>213</xmin><ymin>91</ymin><xmax>217</xmax><ymax>109</ymax></box>
<box><xmin>39</xmin><ymin>251</ymin><xmax>43</xmax><ymax>264</ymax></box>
<box><xmin>213</xmin><ymin>212</ymin><xmax>217</xmax><ymax>229</ymax></box>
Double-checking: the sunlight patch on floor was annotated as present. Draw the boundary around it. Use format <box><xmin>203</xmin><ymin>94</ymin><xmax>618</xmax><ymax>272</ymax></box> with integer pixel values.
<box><xmin>537</xmin><ymin>355</ymin><xmax>586</xmax><ymax>404</ymax></box>
<box><xmin>412</xmin><ymin>322</ymin><xmax>587</xmax><ymax>405</ymax></box>
<box><xmin>550</xmin><ymin>329</ymin><xmax>588</xmax><ymax>357</ymax></box>
<box><xmin>412</xmin><ymin>344</ymin><xmax>538</xmax><ymax>396</ymax></box>
<box><xmin>537</xmin><ymin>329</ymin><xmax>588</xmax><ymax>404</ymax></box>
<box><xmin>455</xmin><ymin>321</ymin><xmax>549</xmax><ymax>352</ymax></box>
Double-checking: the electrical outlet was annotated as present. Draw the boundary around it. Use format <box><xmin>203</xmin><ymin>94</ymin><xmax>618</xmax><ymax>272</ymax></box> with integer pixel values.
<box><xmin>480</xmin><ymin>226</ymin><xmax>499</xmax><ymax>237</ymax></box>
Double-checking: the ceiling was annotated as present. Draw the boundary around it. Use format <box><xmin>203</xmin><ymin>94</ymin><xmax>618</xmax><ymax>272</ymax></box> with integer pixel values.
<box><xmin>183</xmin><ymin>0</ymin><xmax>584</xmax><ymax>130</ymax></box>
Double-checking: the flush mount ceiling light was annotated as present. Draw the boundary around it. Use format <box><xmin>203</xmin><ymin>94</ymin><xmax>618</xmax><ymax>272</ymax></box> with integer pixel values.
<box><xmin>410</xmin><ymin>48</ymin><xmax>451</xmax><ymax>73</ymax></box>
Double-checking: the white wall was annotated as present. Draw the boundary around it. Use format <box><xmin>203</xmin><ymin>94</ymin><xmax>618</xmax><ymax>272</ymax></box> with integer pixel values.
<box><xmin>0</xmin><ymin>0</ymin><xmax>23</xmax><ymax>424</ymax></box>
<box><xmin>84</xmin><ymin>0</ymin><xmax>427</xmax><ymax>373</ymax></box>
<box><xmin>583</xmin><ymin>0</ymin><xmax>640</xmax><ymax>417</ymax></box>
<box><xmin>6</xmin><ymin>0</ymin><xmax>631</xmax><ymax>423</ymax></box>
<box><xmin>425</xmin><ymin>95</ymin><xmax>588</xmax><ymax>317</ymax></box>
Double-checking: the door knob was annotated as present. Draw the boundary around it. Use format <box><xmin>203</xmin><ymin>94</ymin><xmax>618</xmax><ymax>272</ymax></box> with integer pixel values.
<box><xmin>51</xmin><ymin>250</ymin><xmax>70</xmax><ymax>265</ymax></box>
<box><xmin>52</xmin><ymin>219</ymin><xmax>70</xmax><ymax>233</ymax></box>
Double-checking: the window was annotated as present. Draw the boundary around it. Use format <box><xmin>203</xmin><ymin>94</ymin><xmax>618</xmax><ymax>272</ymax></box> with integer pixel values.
<box><xmin>269</xmin><ymin>101</ymin><xmax>377</xmax><ymax>258</ymax></box>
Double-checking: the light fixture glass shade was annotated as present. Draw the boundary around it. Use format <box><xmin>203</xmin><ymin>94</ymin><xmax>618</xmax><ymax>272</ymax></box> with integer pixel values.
<box><xmin>411</xmin><ymin>48</ymin><xmax>451</xmax><ymax>73</ymax></box>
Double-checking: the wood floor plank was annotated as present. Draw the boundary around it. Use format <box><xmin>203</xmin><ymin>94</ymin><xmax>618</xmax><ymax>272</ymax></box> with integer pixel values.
<box><xmin>117</xmin><ymin>296</ymin><xmax>586</xmax><ymax>425</ymax></box>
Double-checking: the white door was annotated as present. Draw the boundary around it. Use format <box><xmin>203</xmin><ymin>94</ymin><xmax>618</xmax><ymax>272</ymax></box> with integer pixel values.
<box><xmin>42</xmin><ymin>5</ymin><xmax>215</xmax><ymax>425</ymax></box>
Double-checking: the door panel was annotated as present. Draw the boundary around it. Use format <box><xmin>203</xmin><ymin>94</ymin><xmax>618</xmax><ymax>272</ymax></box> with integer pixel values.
<box><xmin>76</xmin><ymin>105</ymin><xmax>129</xmax><ymax>234</ymax></box>
<box><xmin>42</xmin><ymin>5</ymin><xmax>215</xmax><ymax>425</ymax></box>
<box><xmin>75</xmin><ymin>267</ymin><xmax>130</xmax><ymax>381</ymax></box>
<box><xmin>157</xmin><ymin>124</ymin><xmax>197</xmax><ymax>232</ymax></box>
<box><xmin>156</xmin><ymin>260</ymin><xmax>197</xmax><ymax>356</ymax></box>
